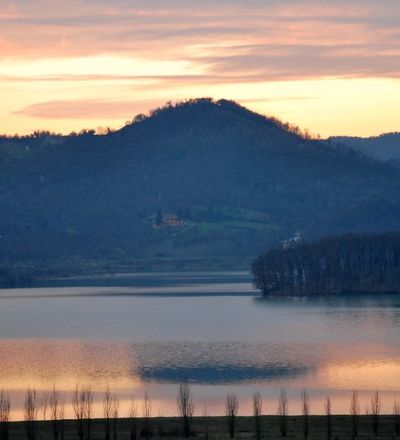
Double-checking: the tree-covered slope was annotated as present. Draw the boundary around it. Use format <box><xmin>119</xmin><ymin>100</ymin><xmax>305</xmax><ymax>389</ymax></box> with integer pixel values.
<box><xmin>252</xmin><ymin>232</ymin><xmax>400</xmax><ymax>295</ymax></box>
<box><xmin>1</xmin><ymin>98</ymin><xmax>400</xmax><ymax>263</ymax></box>
<box><xmin>330</xmin><ymin>133</ymin><xmax>400</xmax><ymax>165</ymax></box>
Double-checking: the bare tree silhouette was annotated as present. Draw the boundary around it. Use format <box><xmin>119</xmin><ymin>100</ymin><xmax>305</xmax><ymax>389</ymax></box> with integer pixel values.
<box><xmin>84</xmin><ymin>387</ymin><xmax>93</xmax><ymax>440</ymax></box>
<box><xmin>350</xmin><ymin>391</ymin><xmax>359</xmax><ymax>439</ymax></box>
<box><xmin>112</xmin><ymin>395</ymin><xmax>119</xmax><ymax>440</ymax></box>
<box><xmin>72</xmin><ymin>385</ymin><xmax>93</xmax><ymax>440</ymax></box>
<box><xmin>60</xmin><ymin>396</ymin><xmax>65</xmax><ymax>440</ymax></box>
<box><xmin>226</xmin><ymin>393</ymin><xmax>239</xmax><ymax>439</ymax></box>
<box><xmin>103</xmin><ymin>387</ymin><xmax>112</xmax><ymax>440</ymax></box>
<box><xmin>370</xmin><ymin>391</ymin><xmax>381</xmax><ymax>436</ymax></box>
<box><xmin>325</xmin><ymin>396</ymin><xmax>332</xmax><ymax>440</ymax></box>
<box><xmin>253</xmin><ymin>392</ymin><xmax>262</xmax><ymax>440</ymax></box>
<box><xmin>72</xmin><ymin>385</ymin><xmax>85</xmax><ymax>440</ymax></box>
<box><xmin>40</xmin><ymin>394</ymin><xmax>48</xmax><ymax>421</ymax></box>
<box><xmin>141</xmin><ymin>392</ymin><xmax>152</xmax><ymax>440</ymax></box>
<box><xmin>24</xmin><ymin>388</ymin><xmax>38</xmax><ymax>440</ymax></box>
<box><xmin>301</xmin><ymin>390</ymin><xmax>310</xmax><ymax>440</ymax></box>
<box><xmin>203</xmin><ymin>405</ymin><xmax>209</xmax><ymax>440</ymax></box>
<box><xmin>129</xmin><ymin>399</ymin><xmax>138</xmax><ymax>440</ymax></box>
<box><xmin>49</xmin><ymin>386</ymin><xmax>62</xmax><ymax>440</ymax></box>
<box><xmin>395</xmin><ymin>400</ymin><xmax>400</xmax><ymax>438</ymax></box>
<box><xmin>278</xmin><ymin>389</ymin><xmax>288</xmax><ymax>437</ymax></box>
<box><xmin>0</xmin><ymin>389</ymin><xmax>10</xmax><ymax>440</ymax></box>
<box><xmin>177</xmin><ymin>382</ymin><xmax>194</xmax><ymax>437</ymax></box>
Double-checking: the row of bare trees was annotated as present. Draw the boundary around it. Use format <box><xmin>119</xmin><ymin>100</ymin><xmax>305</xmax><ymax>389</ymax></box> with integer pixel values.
<box><xmin>1</xmin><ymin>386</ymin><xmax>400</xmax><ymax>439</ymax></box>
<box><xmin>276</xmin><ymin>389</ymin><xmax>398</xmax><ymax>440</ymax></box>
<box><xmin>179</xmin><ymin>385</ymin><xmax>400</xmax><ymax>440</ymax></box>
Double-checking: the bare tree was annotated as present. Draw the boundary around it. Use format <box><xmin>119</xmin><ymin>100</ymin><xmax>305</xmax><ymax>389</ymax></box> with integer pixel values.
<box><xmin>84</xmin><ymin>387</ymin><xmax>93</xmax><ymax>440</ymax></box>
<box><xmin>72</xmin><ymin>385</ymin><xmax>85</xmax><ymax>440</ymax></box>
<box><xmin>59</xmin><ymin>397</ymin><xmax>65</xmax><ymax>440</ymax></box>
<box><xmin>72</xmin><ymin>385</ymin><xmax>93</xmax><ymax>440</ymax></box>
<box><xmin>278</xmin><ymin>388</ymin><xmax>288</xmax><ymax>437</ymax></box>
<box><xmin>370</xmin><ymin>391</ymin><xmax>381</xmax><ymax>436</ymax></box>
<box><xmin>301</xmin><ymin>390</ymin><xmax>310</xmax><ymax>440</ymax></box>
<box><xmin>141</xmin><ymin>392</ymin><xmax>152</xmax><ymax>440</ymax></box>
<box><xmin>49</xmin><ymin>386</ymin><xmax>62</xmax><ymax>440</ymax></box>
<box><xmin>226</xmin><ymin>393</ymin><xmax>239</xmax><ymax>439</ymax></box>
<box><xmin>203</xmin><ymin>405</ymin><xmax>209</xmax><ymax>440</ymax></box>
<box><xmin>325</xmin><ymin>396</ymin><xmax>332</xmax><ymax>440</ymax></box>
<box><xmin>129</xmin><ymin>399</ymin><xmax>137</xmax><ymax>440</ymax></box>
<box><xmin>24</xmin><ymin>388</ymin><xmax>39</xmax><ymax>440</ymax></box>
<box><xmin>40</xmin><ymin>394</ymin><xmax>48</xmax><ymax>421</ymax></box>
<box><xmin>0</xmin><ymin>389</ymin><xmax>10</xmax><ymax>440</ymax></box>
<box><xmin>394</xmin><ymin>400</ymin><xmax>400</xmax><ymax>438</ymax></box>
<box><xmin>350</xmin><ymin>391</ymin><xmax>359</xmax><ymax>439</ymax></box>
<box><xmin>253</xmin><ymin>392</ymin><xmax>262</xmax><ymax>440</ymax></box>
<box><xmin>112</xmin><ymin>396</ymin><xmax>119</xmax><ymax>440</ymax></box>
<box><xmin>103</xmin><ymin>387</ymin><xmax>112</xmax><ymax>440</ymax></box>
<box><xmin>177</xmin><ymin>382</ymin><xmax>195</xmax><ymax>437</ymax></box>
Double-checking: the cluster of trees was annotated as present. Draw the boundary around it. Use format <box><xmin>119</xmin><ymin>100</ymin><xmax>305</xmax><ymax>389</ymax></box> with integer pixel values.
<box><xmin>0</xmin><ymin>267</ymin><xmax>33</xmax><ymax>288</ymax></box>
<box><xmin>0</xmin><ymin>385</ymin><xmax>399</xmax><ymax>440</ymax></box>
<box><xmin>0</xmin><ymin>128</ymin><xmax>116</xmax><ymax>140</ymax></box>
<box><xmin>252</xmin><ymin>232</ymin><xmax>400</xmax><ymax>296</ymax></box>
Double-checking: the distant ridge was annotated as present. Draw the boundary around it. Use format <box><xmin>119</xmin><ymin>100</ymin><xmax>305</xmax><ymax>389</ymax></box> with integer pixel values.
<box><xmin>330</xmin><ymin>133</ymin><xmax>400</xmax><ymax>165</ymax></box>
<box><xmin>1</xmin><ymin>98</ymin><xmax>400</xmax><ymax>264</ymax></box>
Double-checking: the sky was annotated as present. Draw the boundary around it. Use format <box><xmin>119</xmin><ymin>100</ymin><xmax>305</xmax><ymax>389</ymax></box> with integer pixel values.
<box><xmin>1</xmin><ymin>0</ymin><xmax>400</xmax><ymax>137</ymax></box>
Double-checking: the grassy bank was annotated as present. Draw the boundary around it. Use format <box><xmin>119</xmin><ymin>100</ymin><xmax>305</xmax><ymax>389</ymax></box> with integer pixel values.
<box><xmin>4</xmin><ymin>415</ymin><xmax>400</xmax><ymax>440</ymax></box>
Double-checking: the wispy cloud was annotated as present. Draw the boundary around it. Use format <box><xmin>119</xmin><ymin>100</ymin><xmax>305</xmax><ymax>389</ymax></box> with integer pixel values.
<box><xmin>1</xmin><ymin>0</ymin><xmax>400</xmax><ymax>79</ymax></box>
<box><xmin>14</xmin><ymin>99</ymin><xmax>163</xmax><ymax>119</ymax></box>
<box><xmin>1</xmin><ymin>0</ymin><xmax>400</xmax><ymax>136</ymax></box>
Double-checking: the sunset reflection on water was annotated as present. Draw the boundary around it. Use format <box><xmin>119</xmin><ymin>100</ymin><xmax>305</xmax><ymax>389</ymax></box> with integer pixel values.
<box><xmin>1</xmin><ymin>272</ymin><xmax>400</xmax><ymax>420</ymax></box>
<box><xmin>1</xmin><ymin>339</ymin><xmax>400</xmax><ymax>420</ymax></box>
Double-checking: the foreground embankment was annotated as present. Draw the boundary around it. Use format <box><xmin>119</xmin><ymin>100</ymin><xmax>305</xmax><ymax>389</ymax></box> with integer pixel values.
<box><xmin>3</xmin><ymin>415</ymin><xmax>400</xmax><ymax>440</ymax></box>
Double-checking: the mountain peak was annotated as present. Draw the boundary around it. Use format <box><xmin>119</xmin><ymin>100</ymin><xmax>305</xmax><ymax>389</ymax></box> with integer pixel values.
<box><xmin>118</xmin><ymin>98</ymin><xmax>312</xmax><ymax>142</ymax></box>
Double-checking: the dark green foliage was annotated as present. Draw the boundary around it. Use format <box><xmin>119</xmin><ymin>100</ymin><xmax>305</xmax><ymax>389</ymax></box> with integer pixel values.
<box><xmin>0</xmin><ymin>267</ymin><xmax>32</xmax><ymax>288</ymax></box>
<box><xmin>252</xmin><ymin>232</ymin><xmax>400</xmax><ymax>295</ymax></box>
<box><xmin>155</xmin><ymin>210</ymin><xmax>163</xmax><ymax>227</ymax></box>
<box><xmin>1</xmin><ymin>99</ymin><xmax>400</xmax><ymax>264</ymax></box>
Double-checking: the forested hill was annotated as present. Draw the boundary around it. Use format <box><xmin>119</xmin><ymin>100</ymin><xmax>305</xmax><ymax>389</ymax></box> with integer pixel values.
<box><xmin>252</xmin><ymin>232</ymin><xmax>400</xmax><ymax>296</ymax></box>
<box><xmin>330</xmin><ymin>133</ymin><xmax>400</xmax><ymax>165</ymax></box>
<box><xmin>1</xmin><ymin>98</ymin><xmax>400</xmax><ymax>264</ymax></box>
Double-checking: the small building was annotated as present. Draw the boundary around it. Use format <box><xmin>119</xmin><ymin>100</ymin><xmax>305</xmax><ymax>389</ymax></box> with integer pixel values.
<box><xmin>152</xmin><ymin>212</ymin><xmax>183</xmax><ymax>228</ymax></box>
<box><xmin>162</xmin><ymin>213</ymin><xmax>183</xmax><ymax>227</ymax></box>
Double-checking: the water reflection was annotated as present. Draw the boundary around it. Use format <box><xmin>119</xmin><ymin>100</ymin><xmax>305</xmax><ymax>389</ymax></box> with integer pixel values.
<box><xmin>2</xmin><ymin>338</ymin><xmax>400</xmax><ymax>418</ymax></box>
<box><xmin>0</xmin><ymin>340</ymin><xmax>312</xmax><ymax>387</ymax></box>
<box><xmin>0</xmin><ymin>272</ymin><xmax>400</xmax><ymax>419</ymax></box>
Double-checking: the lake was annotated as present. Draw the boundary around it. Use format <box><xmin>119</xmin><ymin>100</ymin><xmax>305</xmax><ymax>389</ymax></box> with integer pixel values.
<box><xmin>1</xmin><ymin>270</ymin><xmax>400</xmax><ymax>420</ymax></box>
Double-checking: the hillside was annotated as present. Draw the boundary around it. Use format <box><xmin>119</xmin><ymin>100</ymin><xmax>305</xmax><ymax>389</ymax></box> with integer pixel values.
<box><xmin>1</xmin><ymin>98</ymin><xmax>400</xmax><ymax>265</ymax></box>
<box><xmin>330</xmin><ymin>133</ymin><xmax>400</xmax><ymax>165</ymax></box>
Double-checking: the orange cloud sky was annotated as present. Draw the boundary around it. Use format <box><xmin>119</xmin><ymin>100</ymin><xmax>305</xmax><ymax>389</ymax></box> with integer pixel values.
<box><xmin>1</xmin><ymin>0</ymin><xmax>400</xmax><ymax>136</ymax></box>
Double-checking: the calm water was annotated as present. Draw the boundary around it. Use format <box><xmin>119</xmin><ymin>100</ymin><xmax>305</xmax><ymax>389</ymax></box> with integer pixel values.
<box><xmin>1</xmin><ymin>271</ymin><xmax>400</xmax><ymax>419</ymax></box>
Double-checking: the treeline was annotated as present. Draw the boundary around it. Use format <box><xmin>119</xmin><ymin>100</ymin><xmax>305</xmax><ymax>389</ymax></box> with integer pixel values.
<box><xmin>1</xmin><ymin>385</ymin><xmax>399</xmax><ymax>440</ymax></box>
<box><xmin>252</xmin><ymin>232</ymin><xmax>400</xmax><ymax>296</ymax></box>
<box><xmin>0</xmin><ymin>267</ymin><xmax>33</xmax><ymax>288</ymax></box>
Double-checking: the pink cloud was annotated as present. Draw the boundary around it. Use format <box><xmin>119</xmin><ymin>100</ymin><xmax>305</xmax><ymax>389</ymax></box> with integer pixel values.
<box><xmin>1</xmin><ymin>1</ymin><xmax>400</xmax><ymax>80</ymax></box>
<box><xmin>14</xmin><ymin>99</ymin><xmax>163</xmax><ymax>120</ymax></box>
